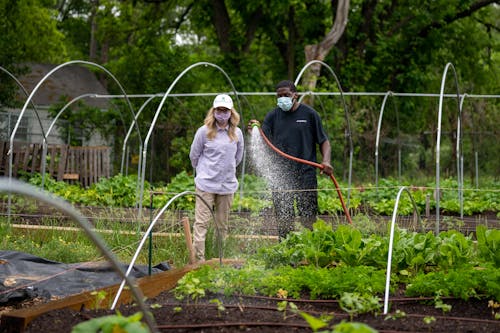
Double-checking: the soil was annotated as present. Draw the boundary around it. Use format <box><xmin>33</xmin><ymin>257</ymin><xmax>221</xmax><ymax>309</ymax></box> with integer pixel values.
<box><xmin>19</xmin><ymin>291</ymin><xmax>500</xmax><ymax>333</ymax></box>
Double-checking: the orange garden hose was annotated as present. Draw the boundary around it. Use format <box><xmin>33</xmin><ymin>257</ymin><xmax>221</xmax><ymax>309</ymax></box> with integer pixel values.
<box><xmin>254</xmin><ymin>125</ymin><xmax>353</xmax><ymax>224</ymax></box>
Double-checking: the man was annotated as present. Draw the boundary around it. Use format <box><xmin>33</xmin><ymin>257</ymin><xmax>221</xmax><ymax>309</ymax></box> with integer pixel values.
<box><xmin>250</xmin><ymin>80</ymin><xmax>333</xmax><ymax>239</ymax></box>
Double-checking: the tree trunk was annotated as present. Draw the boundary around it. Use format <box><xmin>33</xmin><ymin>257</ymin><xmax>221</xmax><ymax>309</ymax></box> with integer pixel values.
<box><xmin>89</xmin><ymin>0</ymin><xmax>99</xmax><ymax>62</ymax></box>
<box><xmin>302</xmin><ymin>0</ymin><xmax>350</xmax><ymax>91</ymax></box>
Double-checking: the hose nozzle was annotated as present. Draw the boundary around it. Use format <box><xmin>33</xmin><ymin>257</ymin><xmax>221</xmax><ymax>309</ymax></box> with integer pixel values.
<box><xmin>251</xmin><ymin>122</ymin><xmax>260</xmax><ymax>128</ymax></box>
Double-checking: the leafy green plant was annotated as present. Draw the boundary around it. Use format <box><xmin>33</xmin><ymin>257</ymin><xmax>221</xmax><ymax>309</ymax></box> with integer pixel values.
<box><xmin>435</xmin><ymin>230</ymin><xmax>475</xmax><ymax>269</ymax></box>
<box><xmin>476</xmin><ymin>225</ymin><xmax>500</xmax><ymax>267</ymax></box>
<box><xmin>405</xmin><ymin>266</ymin><xmax>500</xmax><ymax>301</ymax></box>
<box><xmin>391</xmin><ymin>229</ymin><xmax>438</xmax><ymax>273</ymax></box>
<box><xmin>339</xmin><ymin>292</ymin><xmax>381</xmax><ymax>320</ymax></box>
<box><xmin>384</xmin><ymin>309</ymin><xmax>406</xmax><ymax>320</ymax></box>
<box><xmin>71</xmin><ymin>312</ymin><xmax>149</xmax><ymax>333</ymax></box>
<box><xmin>434</xmin><ymin>294</ymin><xmax>452</xmax><ymax>313</ymax></box>
<box><xmin>174</xmin><ymin>265</ymin><xmax>215</xmax><ymax>302</ymax></box>
<box><xmin>298</xmin><ymin>311</ymin><xmax>330</xmax><ymax>332</ymax></box>
<box><xmin>174</xmin><ymin>276</ymin><xmax>206</xmax><ymax>303</ymax></box>
<box><xmin>277</xmin><ymin>300</ymin><xmax>298</xmax><ymax>319</ymax></box>
<box><xmin>209</xmin><ymin>298</ymin><xmax>226</xmax><ymax>317</ymax></box>
<box><xmin>330</xmin><ymin>320</ymin><xmax>378</xmax><ymax>333</ymax></box>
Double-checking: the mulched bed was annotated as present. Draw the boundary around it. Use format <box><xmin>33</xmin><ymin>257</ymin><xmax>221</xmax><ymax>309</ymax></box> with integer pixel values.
<box><xmin>22</xmin><ymin>291</ymin><xmax>500</xmax><ymax>333</ymax></box>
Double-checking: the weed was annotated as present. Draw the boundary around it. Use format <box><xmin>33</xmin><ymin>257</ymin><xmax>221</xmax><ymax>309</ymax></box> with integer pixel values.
<box><xmin>210</xmin><ymin>298</ymin><xmax>226</xmax><ymax>317</ymax></box>
<box><xmin>384</xmin><ymin>309</ymin><xmax>407</xmax><ymax>320</ymax></box>
<box><xmin>90</xmin><ymin>290</ymin><xmax>107</xmax><ymax>310</ymax></box>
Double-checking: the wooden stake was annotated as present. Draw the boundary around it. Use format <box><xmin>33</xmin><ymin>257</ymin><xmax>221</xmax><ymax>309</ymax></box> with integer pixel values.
<box><xmin>182</xmin><ymin>216</ymin><xmax>195</xmax><ymax>264</ymax></box>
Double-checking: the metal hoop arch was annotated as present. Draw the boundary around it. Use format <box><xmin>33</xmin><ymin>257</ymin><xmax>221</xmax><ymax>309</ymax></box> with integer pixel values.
<box><xmin>383</xmin><ymin>186</ymin><xmax>423</xmax><ymax>315</ymax></box>
<box><xmin>435</xmin><ymin>62</ymin><xmax>461</xmax><ymax>234</ymax></box>
<box><xmin>0</xmin><ymin>66</ymin><xmax>48</xmax><ymax>146</ymax></box>
<box><xmin>375</xmin><ymin>91</ymin><xmax>402</xmax><ymax>189</ymax></box>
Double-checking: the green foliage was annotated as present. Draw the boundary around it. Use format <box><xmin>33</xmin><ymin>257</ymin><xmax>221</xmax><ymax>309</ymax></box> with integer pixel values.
<box><xmin>257</xmin><ymin>222</ymin><xmax>387</xmax><ymax>269</ymax></box>
<box><xmin>299</xmin><ymin>311</ymin><xmax>330</xmax><ymax>332</ymax></box>
<box><xmin>71</xmin><ymin>311</ymin><xmax>149</xmax><ymax>333</ymax></box>
<box><xmin>476</xmin><ymin>225</ymin><xmax>500</xmax><ymax>267</ymax></box>
<box><xmin>435</xmin><ymin>230</ymin><xmax>475</xmax><ymax>269</ymax></box>
<box><xmin>175</xmin><ymin>260</ymin><xmax>387</xmax><ymax>301</ymax></box>
<box><xmin>87</xmin><ymin>174</ymin><xmax>144</xmax><ymax>207</ymax></box>
<box><xmin>174</xmin><ymin>265</ymin><xmax>213</xmax><ymax>302</ymax></box>
<box><xmin>339</xmin><ymin>292</ymin><xmax>381</xmax><ymax>319</ymax></box>
<box><xmin>318</xmin><ymin>177</ymin><xmax>361</xmax><ymax>214</ymax></box>
<box><xmin>405</xmin><ymin>266</ymin><xmax>500</xmax><ymax>301</ymax></box>
<box><xmin>233</xmin><ymin>174</ymin><xmax>272</xmax><ymax>212</ymax></box>
<box><xmin>391</xmin><ymin>229</ymin><xmax>439</xmax><ymax>273</ymax></box>
<box><xmin>47</xmin><ymin>97</ymin><xmax>116</xmax><ymax>146</ymax></box>
<box><xmin>330</xmin><ymin>321</ymin><xmax>378</xmax><ymax>333</ymax></box>
<box><xmin>0</xmin><ymin>0</ymin><xmax>67</xmax><ymax>68</ymax></box>
<box><xmin>143</xmin><ymin>170</ymin><xmax>195</xmax><ymax>210</ymax></box>
<box><xmin>10</xmin><ymin>165</ymin><xmax>500</xmax><ymax>219</ymax></box>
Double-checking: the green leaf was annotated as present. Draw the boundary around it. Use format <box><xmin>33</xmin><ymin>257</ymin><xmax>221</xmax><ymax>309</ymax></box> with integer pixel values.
<box><xmin>299</xmin><ymin>311</ymin><xmax>328</xmax><ymax>331</ymax></box>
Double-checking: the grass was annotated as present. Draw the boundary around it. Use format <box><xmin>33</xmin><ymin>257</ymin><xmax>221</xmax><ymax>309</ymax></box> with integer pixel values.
<box><xmin>0</xmin><ymin>203</ymin><xmax>277</xmax><ymax>267</ymax></box>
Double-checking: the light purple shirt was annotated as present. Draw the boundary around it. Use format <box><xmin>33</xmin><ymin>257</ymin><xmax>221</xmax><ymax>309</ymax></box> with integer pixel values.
<box><xmin>189</xmin><ymin>124</ymin><xmax>244</xmax><ymax>194</ymax></box>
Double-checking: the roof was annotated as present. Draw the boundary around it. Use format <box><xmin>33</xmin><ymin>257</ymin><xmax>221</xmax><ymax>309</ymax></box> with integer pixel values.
<box><xmin>16</xmin><ymin>63</ymin><xmax>110</xmax><ymax>109</ymax></box>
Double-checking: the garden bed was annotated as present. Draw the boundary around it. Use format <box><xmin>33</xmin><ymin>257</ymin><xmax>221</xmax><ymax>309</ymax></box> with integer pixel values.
<box><xmin>22</xmin><ymin>290</ymin><xmax>500</xmax><ymax>332</ymax></box>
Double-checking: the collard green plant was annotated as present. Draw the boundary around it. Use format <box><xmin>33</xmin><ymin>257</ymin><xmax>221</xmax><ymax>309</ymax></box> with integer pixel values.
<box><xmin>476</xmin><ymin>225</ymin><xmax>500</xmax><ymax>267</ymax></box>
<box><xmin>435</xmin><ymin>230</ymin><xmax>475</xmax><ymax>269</ymax></box>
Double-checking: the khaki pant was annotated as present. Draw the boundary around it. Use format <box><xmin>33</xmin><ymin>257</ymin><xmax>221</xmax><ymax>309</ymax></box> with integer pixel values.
<box><xmin>193</xmin><ymin>187</ymin><xmax>233</xmax><ymax>261</ymax></box>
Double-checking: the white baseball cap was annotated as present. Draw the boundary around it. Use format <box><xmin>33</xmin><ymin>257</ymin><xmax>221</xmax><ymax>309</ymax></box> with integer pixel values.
<box><xmin>213</xmin><ymin>94</ymin><xmax>233</xmax><ymax>109</ymax></box>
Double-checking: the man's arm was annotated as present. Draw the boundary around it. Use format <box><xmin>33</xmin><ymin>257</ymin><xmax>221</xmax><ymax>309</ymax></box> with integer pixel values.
<box><xmin>319</xmin><ymin>140</ymin><xmax>333</xmax><ymax>176</ymax></box>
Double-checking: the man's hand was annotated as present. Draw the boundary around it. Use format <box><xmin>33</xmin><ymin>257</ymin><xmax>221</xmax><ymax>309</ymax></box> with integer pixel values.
<box><xmin>320</xmin><ymin>161</ymin><xmax>333</xmax><ymax>176</ymax></box>
<box><xmin>247</xmin><ymin>119</ymin><xmax>261</xmax><ymax>134</ymax></box>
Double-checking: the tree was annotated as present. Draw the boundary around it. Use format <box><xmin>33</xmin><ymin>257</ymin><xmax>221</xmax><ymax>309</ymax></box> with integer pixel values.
<box><xmin>303</xmin><ymin>0</ymin><xmax>350</xmax><ymax>91</ymax></box>
<box><xmin>0</xmin><ymin>0</ymin><xmax>67</xmax><ymax>106</ymax></box>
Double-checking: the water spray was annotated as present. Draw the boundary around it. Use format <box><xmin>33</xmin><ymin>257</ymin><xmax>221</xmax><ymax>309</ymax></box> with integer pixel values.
<box><xmin>251</xmin><ymin>121</ymin><xmax>352</xmax><ymax>224</ymax></box>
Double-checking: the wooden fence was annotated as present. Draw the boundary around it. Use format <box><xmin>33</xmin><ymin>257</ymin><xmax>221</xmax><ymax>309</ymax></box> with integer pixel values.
<box><xmin>0</xmin><ymin>140</ymin><xmax>111</xmax><ymax>187</ymax></box>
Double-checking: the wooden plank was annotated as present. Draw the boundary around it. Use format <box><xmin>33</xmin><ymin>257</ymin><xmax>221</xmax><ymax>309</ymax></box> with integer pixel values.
<box><xmin>57</xmin><ymin>145</ymin><xmax>68</xmax><ymax>181</ymax></box>
<box><xmin>21</xmin><ymin>143</ymin><xmax>32</xmax><ymax>171</ymax></box>
<box><xmin>62</xmin><ymin>173</ymin><xmax>79</xmax><ymax>180</ymax></box>
<box><xmin>104</xmin><ymin>147</ymin><xmax>110</xmax><ymax>178</ymax></box>
<box><xmin>0</xmin><ymin>141</ymin><xmax>6</xmax><ymax>174</ymax></box>
<box><xmin>85</xmin><ymin>148</ymin><xmax>90</xmax><ymax>187</ymax></box>
<box><xmin>47</xmin><ymin>146</ymin><xmax>56</xmax><ymax>177</ymax></box>
<box><xmin>66</xmin><ymin>148</ymin><xmax>75</xmax><ymax>174</ymax></box>
<box><xmin>90</xmin><ymin>148</ymin><xmax>96</xmax><ymax>184</ymax></box>
<box><xmin>30</xmin><ymin>143</ymin><xmax>41</xmax><ymax>174</ymax></box>
<box><xmin>11</xmin><ymin>142</ymin><xmax>26</xmax><ymax>177</ymax></box>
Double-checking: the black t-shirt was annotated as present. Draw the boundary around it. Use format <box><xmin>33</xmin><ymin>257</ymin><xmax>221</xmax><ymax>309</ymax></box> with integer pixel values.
<box><xmin>262</xmin><ymin>103</ymin><xmax>329</xmax><ymax>185</ymax></box>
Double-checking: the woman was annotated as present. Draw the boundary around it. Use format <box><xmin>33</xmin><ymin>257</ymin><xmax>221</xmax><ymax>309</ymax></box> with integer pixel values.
<box><xmin>189</xmin><ymin>94</ymin><xmax>244</xmax><ymax>262</ymax></box>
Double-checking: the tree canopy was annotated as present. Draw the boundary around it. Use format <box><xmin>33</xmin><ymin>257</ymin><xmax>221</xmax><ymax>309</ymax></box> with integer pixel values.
<box><xmin>1</xmin><ymin>0</ymin><xmax>498</xmax><ymax>182</ymax></box>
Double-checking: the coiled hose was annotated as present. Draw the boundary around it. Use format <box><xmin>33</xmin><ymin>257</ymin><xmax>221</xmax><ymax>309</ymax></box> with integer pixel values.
<box><xmin>253</xmin><ymin>124</ymin><xmax>352</xmax><ymax>224</ymax></box>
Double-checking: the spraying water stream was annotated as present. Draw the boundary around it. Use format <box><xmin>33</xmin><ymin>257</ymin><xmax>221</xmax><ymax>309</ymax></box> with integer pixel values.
<box><xmin>249</xmin><ymin>126</ymin><xmax>352</xmax><ymax>227</ymax></box>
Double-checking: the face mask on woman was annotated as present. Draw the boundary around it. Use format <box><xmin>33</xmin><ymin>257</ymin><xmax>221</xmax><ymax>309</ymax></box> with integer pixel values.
<box><xmin>214</xmin><ymin>110</ymin><xmax>231</xmax><ymax>122</ymax></box>
<box><xmin>277</xmin><ymin>96</ymin><xmax>293</xmax><ymax>111</ymax></box>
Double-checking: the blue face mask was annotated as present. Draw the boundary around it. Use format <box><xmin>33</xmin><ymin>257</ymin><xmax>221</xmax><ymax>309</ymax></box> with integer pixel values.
<box><xmin>277</xmin><ymin>96</ymin><xmax>293</xmax><ymax>112</ymax></box>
